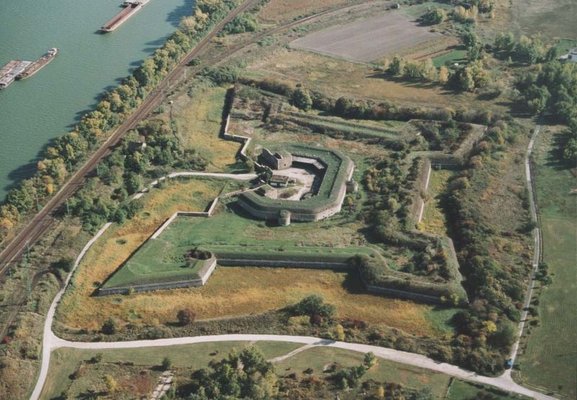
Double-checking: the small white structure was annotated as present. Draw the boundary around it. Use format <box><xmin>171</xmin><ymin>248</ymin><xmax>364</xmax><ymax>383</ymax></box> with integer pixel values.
<box><xmin>560</xmin><ymin>48</ymin><xmax>577</xmax><ymax>63</ymax></box>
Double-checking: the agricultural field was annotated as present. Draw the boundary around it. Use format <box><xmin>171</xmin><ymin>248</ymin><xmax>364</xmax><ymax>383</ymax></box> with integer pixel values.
<box><xmin>515</xmin><ymin>128</ymin><xmax>577</xmax><ymax>399</ymax></box>
<box><xmin>290</xmin><ymin>11</ymin><xmax>441</xmax><ymax>63</ymax></box>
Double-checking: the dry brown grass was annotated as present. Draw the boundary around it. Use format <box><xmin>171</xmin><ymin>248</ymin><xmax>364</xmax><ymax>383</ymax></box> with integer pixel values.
<box><xmin>56</xmin><ymin>179</ymin><xmax>223</xmax><ymax>330</ymax></box>
<box><xmin>171</xmin><ymin>85</ymin><xmax>240</xmax><ymax>171</ymax></box>
<box><xmin>246</xmin><ymin>48</ymin><xmax>502</xmax><ymax>111</ymax></box>
<box><xmin>258</xmin><ymin>0</ymin><xmax>356</xmax><ymax>23</ymax></box>
<box><xmin>61</xmin><ymin>265</ymin><xmax>441</xmax><ymax>337</ymax></box>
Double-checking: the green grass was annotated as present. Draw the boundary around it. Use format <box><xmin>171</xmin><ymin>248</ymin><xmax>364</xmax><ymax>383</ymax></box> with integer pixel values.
<box><xmin>555</xmin><ymin>39</ymin><xmax>577</xmax><ymax>55</ymax></box>
<box><xmin>432</xmin><ymin>49</ymin><xmax>468</xmax><ymax>68</ymax></box>
<box><xmin>515</xmin><ymin>129</ymin><xmax>577</xmax><ymax>399</ymax></box>
<box><xmin>421</xmin><ymin>169</ymin><xmax>454</xmax><ymax>236</ymax></box>
<box><xmin>286</xmin><ymin>112</ymin><xmax>407</xmax><ymax>141</ymax></box>
<box><xmin>105</xmin><ymin>209</ymin><xmax>371</xmax><ymax>290</ymax></box>
<box><xmin>41</xmin><ymin>341</ymin><xmax>302</xmax><ymax>400</ymax></box>
<box><xmin>446</xmin><ymin>379</ymin><xmax>529</xmax><ymax>400</ymax></box>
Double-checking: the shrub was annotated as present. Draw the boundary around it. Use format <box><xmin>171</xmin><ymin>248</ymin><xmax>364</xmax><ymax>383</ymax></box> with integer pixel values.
<box><xmin>101</xmin><ymin>318</ymin><xmax>117</xmax><ymax>335</ymax></box>
<box><xmin>161</xmin><ymin>357</ymin><xmax>172</xmax><ymax>371</ymax></box>
<box><xmin>290</xmin><ymin>295</ymin><xmax>335</xmax><ymax>319</ymax></box>
<box><xmin>177</xmin><ymin>308</ymin><xmax>196</xmax><ymax>326</ymax></box>
<box><xmin>420</xmin><ymin>8</ymin><xmax>446</xmax><ymax>25</ymax></box>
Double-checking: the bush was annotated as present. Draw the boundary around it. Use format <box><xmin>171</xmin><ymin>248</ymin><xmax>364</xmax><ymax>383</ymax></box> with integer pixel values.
<box><xmin>101</xmin><ymin>318</ymin><xmax>117</xmax><ymax>335</ymax></box>
<box><xmin>420</xmin><ymin>8</ymin><xmax>446</xmax><ymax>25</ymax></box>
<box><xmin>161</xmin><ymin>357</ymin><xmax>172</xmax><ymax>371</ymax></box>
<box><xmin>290</xmin><ymin>295</ymin><xmax>335</xmax><ymax>319</ymax></box>
<box><xmin>177</xmin><ymin>308</ymin><xmax>196</xmax><ymax>326</ymax></box>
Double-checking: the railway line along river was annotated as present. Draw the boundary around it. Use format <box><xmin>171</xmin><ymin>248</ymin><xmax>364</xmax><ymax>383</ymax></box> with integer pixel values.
<box><xmin>0</xmin><ymin>0</ymin><xmax>193</xmax><ymax>200</ymax></box>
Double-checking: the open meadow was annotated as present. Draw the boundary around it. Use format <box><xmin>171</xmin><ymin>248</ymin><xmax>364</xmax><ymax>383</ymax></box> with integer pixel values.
<box><xmin>515</xmin><ymin>128</ymin><xmax>577</xmax><ymax>399</ymax></box>
<box><xmin>170</xmin><ymin>85</ymin><xmax>240</xmax><ymax>171</ymax></box>
<box><xmin>511</xmin><ymin>0</ymin><xmax>577</xmax><ymax>39</ymax></box>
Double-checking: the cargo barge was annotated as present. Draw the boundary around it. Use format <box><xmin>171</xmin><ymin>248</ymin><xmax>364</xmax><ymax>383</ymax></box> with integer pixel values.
<box><xmin>101</xmin><ymin>0</ymin><xmax>149</xmax><ymax>33</ymax></box>
<box><xmin>0</xmin><ymin>60</ymin><xmax>32</xmax><ymax>89</ymax></box>
<box><xmin>16</xmin><ymin>48</ymin><xmax>59</xmax><ymax>80</ymax></box>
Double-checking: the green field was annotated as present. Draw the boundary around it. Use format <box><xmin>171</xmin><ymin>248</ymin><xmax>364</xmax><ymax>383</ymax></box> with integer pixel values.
<box><xmin>421</xmin><ymin>169</ymin><xmax>454</xmax><ymax>236</ymax></box>
<box><xmin>286</xmin><ymin>112</ymin><xmax>409</xmax><ymax>141</ymax></box>
<box><xmin>432</xmin><ymin>49</ymin><xmax>468</xmax><ymax>68</ymax></box>
<box><xmin>555</xmin><ymin>39</ymin><xmax>577</xmax><ymax>54</ymax></box>
<box><xmin>515</xmin><ymin>129</ymin><xmax>577</xmax><ymax>399</ymax></box>
<box><xmin>446</xmin><ymin>379</ymin><xmax>528</xmax><ymax>400</ymax></box>
<box><xmin>103</xmin><ymin>206</ymin><xmax>371</xmax><ymax>290</ymax></box>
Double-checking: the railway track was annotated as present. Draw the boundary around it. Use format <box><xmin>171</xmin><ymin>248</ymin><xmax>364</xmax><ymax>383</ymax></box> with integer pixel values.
<box><xmin>0</xmin><ymin>0</ymin><xmax>261</xmax><ymax>278</ymax></box>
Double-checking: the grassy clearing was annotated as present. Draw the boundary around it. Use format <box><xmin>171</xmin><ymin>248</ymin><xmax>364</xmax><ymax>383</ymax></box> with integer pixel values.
<box><xmin>420</xmin><ymin>169</ymin><xmax>454</xmax><ymax>236</ymax></box>
<box><xmin>41</xmin><ymin>341</ymin><xmax>301</xmax><ymax>400</ymax></box>
<box><xmin>286</xmin><ymin>112</ymin><xmax>409</xmax><ymax>140</ymax></box>
<box><xmin>56</xmin><ymin>178</ymin><xmax>224</xmax><ymax>331</ymax></box>
<box><xmin>258</xmin><ymin>0</ymin><xmax>356</xmax><ymax>23</ymax></box>
<box><xmin>555</xmin><ymin>39</ymin><xmax>577</xmax><ymax>54</ymax></box>
<box><xmin>171</xmin><ymin>84</ymin><xmax>240</xmax><ymax>171</ymax></box>
<box><xmin>446</xmin><ymin>379</ymin><xmax>529</xmax><ymax>400</ymax></box>
<box><xmin>515</xmin><ymin>128</ymin><xmax>577</xmax><ymax>400</ymax></box>
<box><xmin>432</xmin><ymin>49</ymin><xmax>468</xmax><ymax>68</ymax></box>
<box><xmin>246</xmin><ymin>48</ymin><xmax>505</xmax><ymax>112</ymax></box>
<box><xmin>511</xmin><ymin>0</ymin><xmax>577</xmax><ymax>39</ymax></box>
<box><xmin>276</xmin><ymin>346</ymin><xmax>452</xmax><ymax>398</ymax></box>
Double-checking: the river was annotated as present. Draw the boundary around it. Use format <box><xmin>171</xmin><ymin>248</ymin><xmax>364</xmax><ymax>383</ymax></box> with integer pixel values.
<box><xmin>0</xmin><ymin>0</ymin><xmax>193</xmax><ymax>200</ymax></box>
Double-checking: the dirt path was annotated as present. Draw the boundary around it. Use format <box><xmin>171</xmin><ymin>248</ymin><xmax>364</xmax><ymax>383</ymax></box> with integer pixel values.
<box><xmin>503</xmin><ymin>124</ymin><xmax>542</xmax><ymax>379</ymax></box>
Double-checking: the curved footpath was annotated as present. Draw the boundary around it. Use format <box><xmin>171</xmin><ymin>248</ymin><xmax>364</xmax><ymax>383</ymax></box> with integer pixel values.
<box><xmin>30</xmin><ymin>129</ymin><xmax>555</xmax><ymax>400</ymax></box>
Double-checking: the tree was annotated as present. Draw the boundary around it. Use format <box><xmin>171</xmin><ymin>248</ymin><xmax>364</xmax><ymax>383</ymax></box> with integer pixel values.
<box><xmin>161</xmin><ymin>357</ymin><xmax>172</xmax><ymax>371</ymax></box>
<box><xmin>420</xmin><ymin>8</ymin><xmax>446</xmax><ymax>25</ymax></box>
<box><xmin>177</xmin><ymin>308</ymin><xmax>196</xmax><ymax>326</ymax></box>
<box><xmin>335</xmin><ymin>324</ymin><xmax>345</xmax><ymax>341</ymax></box>
<box><xmin>439</xmin><ymin>66</ymin><xmax>450</xmax><ymax>84</ymax></box>
<box><xmin>124</xmin><ymin>172</ymin><xmax>143</xmax><ymax>195</ymax></box>
<box><xmin>104</xmin><ymin>375</ymin><xmax>118</xmax><ymax>394</ymax></box>
<box><xmin>290</xmin><ymin>88</ymin><xmax>313</xmax><ymax>111</ymax></box>
<box><xmin>291</xmin><ymin>295</ymin><xmax>335</xmax><ymax>319</ymax></box>
<box><xmin>363</xmin><ymin>352</ymin><xmax>377</xmax><ymax>368</ymax></box>
<box><xmin>387</xmin><ymin>56</ymin><xmax>405</xmax><ymax>76</ymax></box>
<box><xmin>101</xmin><ymin>318</ymin><xmax>116</xmax><ymax>335</ymax></box>
<box><xmin>489</xmin><ymin>321</ymin><xmax>516</xmax><ymax>349</ymax></box>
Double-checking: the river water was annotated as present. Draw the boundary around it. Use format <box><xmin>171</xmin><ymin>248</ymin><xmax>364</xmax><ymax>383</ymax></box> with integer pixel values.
<box><xmin>0</xmin><ymin>0</ymin><xmax>193</xmax><ymax>200</ymax></box>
